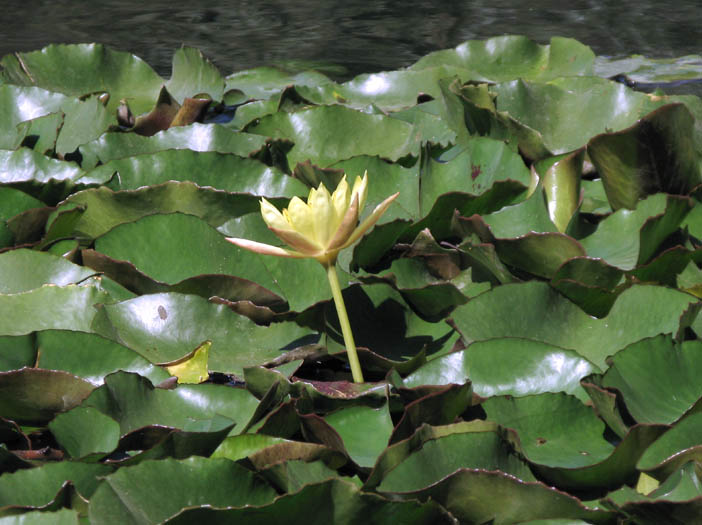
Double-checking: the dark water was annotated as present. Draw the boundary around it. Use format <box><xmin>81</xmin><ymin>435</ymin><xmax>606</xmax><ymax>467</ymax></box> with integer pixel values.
<box><xmin>2</xmin><ymin>1</ymin><xmax>701</xmax><ymax>79</ymax></box>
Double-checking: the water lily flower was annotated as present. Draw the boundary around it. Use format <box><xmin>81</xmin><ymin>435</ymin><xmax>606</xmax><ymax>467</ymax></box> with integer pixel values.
<box><xmin>226</xmin><ymin>172</ymin><xmax>398</xmax><ymax>383</ymax></box>
<box><xmin>227</xmin><ymin>172</ymin><xmax>398</xmax><ymax>266</ymax></box>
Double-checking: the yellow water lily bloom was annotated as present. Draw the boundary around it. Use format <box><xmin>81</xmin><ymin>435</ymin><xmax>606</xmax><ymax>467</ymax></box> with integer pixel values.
<box><xmin>226</xmin><ymin>171</ymin><xmax>398</xmax><ymax>384</ymax></box>
<box><xmin>226</xmin><ymin>172</ymin><xmax>398</xmax><ymax>266</ymax></box>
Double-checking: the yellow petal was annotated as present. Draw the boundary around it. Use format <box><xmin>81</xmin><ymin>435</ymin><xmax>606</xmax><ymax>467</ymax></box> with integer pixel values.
<box><xmin>269</xmin><ymin>227</ymin><xmax>322</xmax><ymax>255</ymax></box>
<box><xmin>328</xmin><ymin>193</ymin><xmax>359</xmax><ymax>250</ymax></box>
<box><xmin>330</xmin><ymin>175</ymin><xmax>350</xmax><ymax>226</ymax></box>
<box><xmin>351</xmin><ymin>172</ymin><xmax>368</xmax><ymax>212</ymax></box>
<box><xmin>309</xmin><ymin>182</ymin><xmax>335</xmax><ymax>246</ymax></box>
<box><xmin>226</xmin><ymin>237</ymin><xmax>308</xmax><ymax>258</ymax></box>
<box><xmin>260</xmin><ymin>198</ymin><xmax>290</xmax><ymax>231</ymax></box>
<box><xmin>341</xmin><ymin>191</ymin><xmax>399</xmax><ymax>248</ymax></box>
<box><xmin>285</xmin><ymin>196</ymin><xmax>316</xmax><ymax>239</ymax></box>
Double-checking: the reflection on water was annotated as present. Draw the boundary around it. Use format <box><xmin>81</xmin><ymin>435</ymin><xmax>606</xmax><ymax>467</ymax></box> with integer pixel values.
<box><xmin>3</xmin><ymin>0</ymin><xmax>702</xmax><ymax>78</ymax></box>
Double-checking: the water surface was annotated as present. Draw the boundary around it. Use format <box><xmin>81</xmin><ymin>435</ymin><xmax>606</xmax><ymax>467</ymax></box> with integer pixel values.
<box><xmin>3</xmin><ymin>1</ymin><xmax>701</xmax><ymax>78</ymax></box>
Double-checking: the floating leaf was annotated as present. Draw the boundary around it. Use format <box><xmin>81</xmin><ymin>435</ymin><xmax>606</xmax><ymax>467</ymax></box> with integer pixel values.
<box><xmin>166</xmin><ymin>46</ymin><xmax>225</xmax><ymax>103</ymax></box>
<box><xmin>1</xmin><ymin>43</ymin><xmax>163</xmax><ymax>114</ymax></box>
<box><xmin>249</xmin><ymin>105</ymin><xmax>416</xmax><ymax>167</ymax></box>
<box><xmin>83</xmin><ymin>149</ymin><xmax>306</xmax><ymax>196</ymax></box>
<box><xmin>404</xmin><ymin>338</ymin><xmax>599</xmax><ymax>403</ymax></box>
<box><xmin>0</xmin><ymin>368</ymin><xmax>95</xmax><ymax>425</ymax></box>
<box><xmin>0</xmin><ymin>462</ymin><xmax>111</xmax><ymax>510</ymax></box>
<box><xmin>78</xmin><ymin>124</ymin><xmax>269</xmax><ymax>169</ymax></box>
<box><xmin>87</xmin><ymin>457</ymin><xmax>277</xmax><ymax>524</ymax></box>
<box><xmin>588</xmin><ymin>103</ymin><xmax>702</xmax><ymax>210</ymax></box>
<box><xmin>324</xmin><ymin>403</ymin><xmax>393</xmax><ymax>468</ymax></box>
<box><xmin>48</xmin><ymin>406</ymin><xmax>120</xmax><ymax>459</ymax></box>
<box><xmin>0</xmin><ymin>285</ymin><xmax>109</xmax><ymax>336</ymax></box>
<box><xmin>601</xmin><ymin>335</ymin><xmax>702</xmax><ymax>424</ymax></box>
<box><xmin>92</xmin><ymin>293</ymin><xmax>313</xmax><ymax>376</ymax></box>
<box><xmin>451</xmin><ymin>281</ymin><xmax>698</xmax><ymax>369</ymax></box>
<box><xmin>411</xmin><ymin>36</ymin><xmax>595</xmax><ymax>82</ymax></box>
<box><xmin>166</xmin><ymin>479</ymin><xmax>454</xmax><ymax>525</ymax></box>
<box><xmin>0</xmin><ymin>249</ymin><xmax>95</xmax><ymax>294</ymax></box>
<box><xmin>163</xmin><ymin>340</ymin><xmax>211</xmax><ymax>384</ymax></box>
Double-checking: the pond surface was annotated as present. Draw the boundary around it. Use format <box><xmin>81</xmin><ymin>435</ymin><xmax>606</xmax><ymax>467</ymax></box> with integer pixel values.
<box><xmin>3</xmin><ymin>0</ymin><xmax>701</xmax><ymax>79</ymax></box>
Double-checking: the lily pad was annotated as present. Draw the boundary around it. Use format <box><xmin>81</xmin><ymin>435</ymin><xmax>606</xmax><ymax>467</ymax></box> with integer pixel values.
<box><xmin>0</xmin><ymin>249</ymin><xmax>96</xmax><ymax>294</ymax></box>
<box><xmin>249</xmin><ymin>104</ymin><xmax>416</xmax><ymax>167</ymax></box>
<box><xmin>78</xmin><ymin>124</ymin><xmax>269</xmax><ymax>170</ymax></box>
<box><xmin>404</xmin><ymin>338</ymin><xmax>599</xmax><ymax>403</ymax></box>
<box><xmin>1</xmin><ymin>43</ymin><xmax>163</xmax><ymax>114</ymax></box>
<box><xmin>451</xmin><ymin>281</ymin><xmax>698</xmax><ymax>370</ymax></box>
<box><xmin>601</xmin><ymin>335</ymin><xmax>702</xmax><ymax>424</ymax></box>
<box><xmin>87</xmin><ymin>456</ymin><xmax>277</xmax><ymax>524</ymax></box>
<box><xmin>92</xmin><ymin>292</ymin><xmax>313</xmax><ymax>375</ymax></box>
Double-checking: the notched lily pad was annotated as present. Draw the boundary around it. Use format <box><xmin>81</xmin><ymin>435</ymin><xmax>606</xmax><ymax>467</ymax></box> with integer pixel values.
<box><xmin>0</xmin><ymin>368</ymin><xmax>95</xmax><ymax>425</ymax></box>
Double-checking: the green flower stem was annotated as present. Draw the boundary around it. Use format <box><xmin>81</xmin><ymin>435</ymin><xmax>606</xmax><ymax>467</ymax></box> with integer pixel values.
<box><xmin>325</xmin><ymin>262</ymin><xmax>364</xmax><ymax>383</ymax></box>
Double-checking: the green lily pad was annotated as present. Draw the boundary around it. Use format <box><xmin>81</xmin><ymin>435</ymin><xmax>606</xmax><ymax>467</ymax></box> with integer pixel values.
<box><xmin>92</xmin><ymin>293</ymin><xmax>313</xmax><ymax>375</ymax></box>
<box><xmin>297</xmin><ymin>66</ymin><xmax>475</xmax><ymax>111</ymax></box>
<box><xmin>212</xmin><ymin>434</ymin><xmax>346</xmax><ymax>471</ymax></box>
<box><xmin>637</xmin><ymin>412</ymin><xmax>702</xmax><ymax>480</ymax></box>
<box><xmin>536</xmin><ymin>149</ymin><xmax>585</xmax><ymax>233</ymax></box>
<box><xmin>0</xmin><ymin>249</ymin><xmax>96</xmax><ymax>293</ymax></box>
<box><xmin>0</xmin><ymin>85</ymin><xmax>68</xmax><ymax>149</ymax></box>
<box><xmin>389</xmin><ymin>99</ymin><xmax>457</xmax><ymax>146</ymax></box>
<box><xmin>452</xmin><ymin>187</ymin><xmax>586</xmax><ymax>279</ymax></box>
<box><xmin>0</xmin><ymin>368</ymin><xmax>95</xmax><ymax>425</ymax></box>
<box><xmin>55</xmin><ymin>96</ymin><xmax>113</xmax><ymax>155</ymax></box>
<box><xmin>324</xmin><ymin>403</ymin><xmax>393</xmax><ymax>468</ymax></box>
<box><xmin>92</xmin><ymin>212</ymin><xmax>333</xmax><ymax>312</ymax></box>
<box><xmin>0</xmin><ymin>509</ymin><xmax>80</xmax><ymax>524</ymax></box>
<box><xmin>606</xmin><ymin>463</ymin><xmax>702</xmax><ymax>524</ymax></box>
<box><xmin>0</xmin><ymin>461</ymin><xmax>111</xmax><ymax>510</ymax></box>
<box><xmin>489</xmin><ymin>76</ymin><xmax>670</xmax><ymax>156</ymax></box>
<box><xmin>391</xmin><ymin>383</ymin><xmax>472</xmax><ymax>444</ymax></box>
<box><xmin>78</xmin><ymin>124</ymin><xmax>269</xmax><ymax>170</ymax></box>
<box><xmin>588</xmin><ymin>103</ymin><xmax>702</xmax><ymax>210</ymax></box>
<box><xmin>225</xmin><ymin>67</ymin><xmax>332</xmax><ymax>100</ymax></box>
<box><xmin>35</xmin><ymin>330</ymin><xmax>169</xmax><ymax>386</ymax></box>
<box><xmin>579</xmin><ymin>192</ymin><xmax>691</xmax><ymax>269</ymax></box>
<box><xmin>23</xmin><ymin>112</ymin><xmax>64</xmax><ymax>155</ymax></box>
<box><xmin>404</xmin><ymin>338</ymin><xmax>599</xmax><ymax>403</ymax></box>
<box><xmin>385</xmin><ymin>469</ymin><xmax>614</xmax><ymax>524</ymax></box>
<box><xmin>83</xmin><ymin>149</ymin><xmax>307</xmax><ymax>196</ymax></box>
<box><xmin>451</xmin><ymin>281</ymin><xmax>698</xmax><ymax>370</ymax></box>
<box><xmin>60</xmin><ymin>182</ymin><xmax>261</xmax><ymax>239</ymax></box>
<box><xmin>483</xmin><ymin>393</ymin><xmax>614</xmax><ymax>468</ymax></box>
<box><xmin>360</xmin><ymin>257</ymin><xmax>469</xmax><ymax>321</ymax></box>
<box><xmin>411</xmin><ymin>36</ymin><xmax>595</xmax><ymax>82</ymax></box>
<box><xmin>1</xmin><ymin>43</ymin><xmax>163</xmax><ymax>115</ymax></box>
<box><xmin>0</xmin><ymin>188</ymin><xmax>44</xmax><ymax>223</ymax></box>
<box><xmin>165</xmin><ymin>479</ymin><xmax>454</xmax><ymax>525</ymax></box>
<box><xmin>376</xmin><ymin>422</ymin><xmax>535</xmax><ymax>492</ymax></box>
<box><xmin>0</xmin><ymin>285</ymin><xmax>109</xmax><ymax>336</ymax></box>
<box><xmin>0</xmin><ymin>336</ymin><xmax>35</xmax><ymax>372</ymax></box>
<box><xmin>80</xmin><ymin>371</ymin><xmax>258</xmax><ymax>437</ymax></box>
<box><xmin>249</xmin><ymin>104</ymin><xmax>416</xmax><ymax>167</ymax></box>
<box><xmin>419</xmin><ymin>137</ymin><xmax>532</xmax><ymax>218</ymax></box>
<box><xmin>595</xmin><ymin>54</ymin><xmax>702</xmax><ymax>84</ymax></box>
<box><xmin>259</xmin><ymin>460</ymin><xmax>347</xmax><ymax>494</ymax></box>
<box><xmin>533</xmin><ymin>424</ymin><xmax>667</xmax><ymax>491</ymax></box>
<box><xmin>166</xmin><ymin>46</ymin><xmax>225</xmax><ymax>103</ymax></box>
<box><xmin>48</xmin><ymin>405</ymin><xmax>120</xmax><ymax>459</ymax></box>
<box><xmin>601</xmin><ymin>335</ymin><xmax>702</xmax><ymax>424</ymax></box>
<box><xmin>0</xmin><ymin>148</ymin><xmax>84</xmax><ymax>201</ymax></box>
<box><xmin>87</xmin><ymin>456</ymin><xmax>277</xmax><ymax>524</ymax></box>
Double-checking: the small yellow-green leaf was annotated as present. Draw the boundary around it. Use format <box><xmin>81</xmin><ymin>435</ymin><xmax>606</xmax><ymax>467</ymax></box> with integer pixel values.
<box><xmin>163</xmin><ymin>340</ymin><xmax>211</xmax><ymax>384</ymax></box>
